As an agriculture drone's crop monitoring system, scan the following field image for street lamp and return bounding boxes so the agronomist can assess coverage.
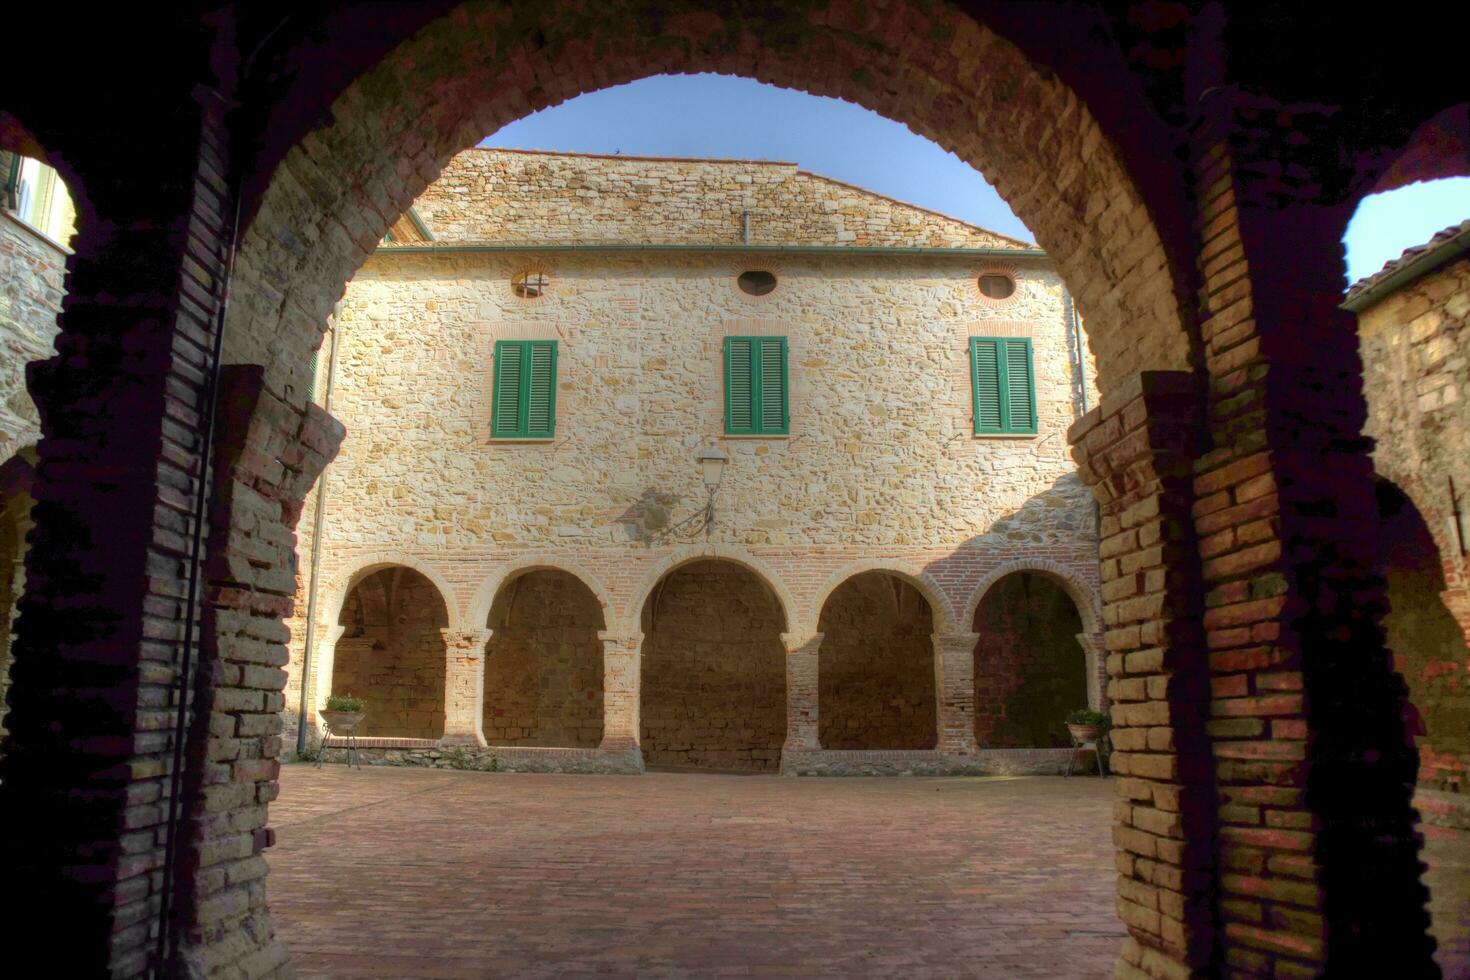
[696,443,728,539]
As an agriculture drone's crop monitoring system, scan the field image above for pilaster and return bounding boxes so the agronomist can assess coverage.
[598,630,644,751]
[441,628,492,746]
[1070,370,1218,974]
[781,631,823,752]
[933,632,981,754]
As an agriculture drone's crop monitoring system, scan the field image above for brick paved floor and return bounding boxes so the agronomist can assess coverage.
[268,766,1124,978]
[267,766,1470,978]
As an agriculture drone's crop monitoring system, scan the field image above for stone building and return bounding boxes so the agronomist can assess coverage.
[288,148,1105,775]
[5,4,1468,976]
[1346,220,1470,806]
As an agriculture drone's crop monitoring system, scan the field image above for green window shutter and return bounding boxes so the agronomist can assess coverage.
[971,336,1036,435]
[971,338,1002,432]
[726,338,754,433]
[759,337,788,433]
[726,336,788,435]
[525,340,558,438]
[491,340,558,438]
[1004,339,1035,433]
[306,348,319,403]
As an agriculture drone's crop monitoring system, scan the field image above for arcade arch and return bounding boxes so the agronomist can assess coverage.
[817,570,938,750]
[483,567,605,748]
[332,565,451,739]
[639,559,787,772]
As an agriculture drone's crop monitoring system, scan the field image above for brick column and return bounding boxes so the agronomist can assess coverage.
[781,631,823,752]
[1076,631,1107,713]
[441,628,491,746]
[933,631,981,754]
[1187,95,1433,974]
[1070,370,1218,977]
[599,630,644,753]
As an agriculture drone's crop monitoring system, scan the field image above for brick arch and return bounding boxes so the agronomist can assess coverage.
[223,0,1194,410]
[625,545,795,633]
[466,557,613,631]
[811,560,958,635]
[963,558,1102,636]
[318,553,461,633]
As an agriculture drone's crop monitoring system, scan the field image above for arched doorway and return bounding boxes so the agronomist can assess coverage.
[639,559,786,772]
[333,565,450,739]
[817,571,936,750]
[972,572,1087,748]
[484,568,604,748]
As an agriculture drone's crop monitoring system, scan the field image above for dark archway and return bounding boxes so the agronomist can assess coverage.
[972,572,1087,748]
[818,571,936,750]
[484,568,604,748]
[334,565,449,738]
[639,559,786,772]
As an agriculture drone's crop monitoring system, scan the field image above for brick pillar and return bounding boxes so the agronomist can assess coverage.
[1070,370,1218,977]
[1076,631,1107,713]
[599,630,643,755]
[441,628,491,746]
[0,96,249,975]
[1188,94,1434,974]
[933,631,981,754]
[781,631,823,752]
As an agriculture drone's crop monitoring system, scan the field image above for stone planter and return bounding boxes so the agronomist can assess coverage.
[320,710,366,734]
[1067,723,1102,743]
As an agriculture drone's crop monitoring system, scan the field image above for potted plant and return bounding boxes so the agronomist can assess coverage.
[1065,708,1108,744]
[320,694,366,735]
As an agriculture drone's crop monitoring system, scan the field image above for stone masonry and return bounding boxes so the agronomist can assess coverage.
[284,149,1106,776]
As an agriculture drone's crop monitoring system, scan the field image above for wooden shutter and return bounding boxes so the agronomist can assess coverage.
[758,337,788,433]
[526,340,557,438]
[971,338,1003,433]
[726,338,755,433]
[493,339,558,438]
[492,341,523,436]
[1003,339,1035,433]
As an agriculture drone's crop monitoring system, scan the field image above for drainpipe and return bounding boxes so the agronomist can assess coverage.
[294,306,343,755]
[1064,287,1089,415]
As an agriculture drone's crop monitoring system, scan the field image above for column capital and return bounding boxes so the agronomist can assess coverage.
[780,630,824,651]
[1074,631,1106,655]
[439,627,493,654]
[597,630,644,648]
[931,631,981,649]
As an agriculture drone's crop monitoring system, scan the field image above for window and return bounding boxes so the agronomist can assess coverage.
[492,340,558,439]
[978,273,1016,300]
[725,336,788,435]
[970,337,1036,435]
[512,271,549,298]
[737,270,777,296]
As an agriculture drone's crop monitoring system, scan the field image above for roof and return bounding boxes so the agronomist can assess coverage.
[394,148,1037,252]
[1343,218,1470,312]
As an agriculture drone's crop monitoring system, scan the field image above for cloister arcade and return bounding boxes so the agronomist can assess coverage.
[1,2,1466,977]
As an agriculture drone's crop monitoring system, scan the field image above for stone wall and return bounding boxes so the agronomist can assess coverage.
[334,567,449,738]
[639,560,786,771]
[817,572,937,749]
[1357,251,1470,793]
[0,210,64,462]
[484,569,604,747]
[412,149,1028,248]
[972,572,1088,748]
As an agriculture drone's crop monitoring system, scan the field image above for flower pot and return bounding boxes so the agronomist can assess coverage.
[320,710,366,734]
[1067,723,1102,743]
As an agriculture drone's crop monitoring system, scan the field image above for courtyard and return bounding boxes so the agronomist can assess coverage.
[268,766,1125,977]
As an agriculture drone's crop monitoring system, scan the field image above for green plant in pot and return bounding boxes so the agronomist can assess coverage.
[320,694,367,735]
[1065,708,1108,744]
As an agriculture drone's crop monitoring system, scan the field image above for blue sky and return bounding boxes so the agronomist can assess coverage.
[484,74,1470,286]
